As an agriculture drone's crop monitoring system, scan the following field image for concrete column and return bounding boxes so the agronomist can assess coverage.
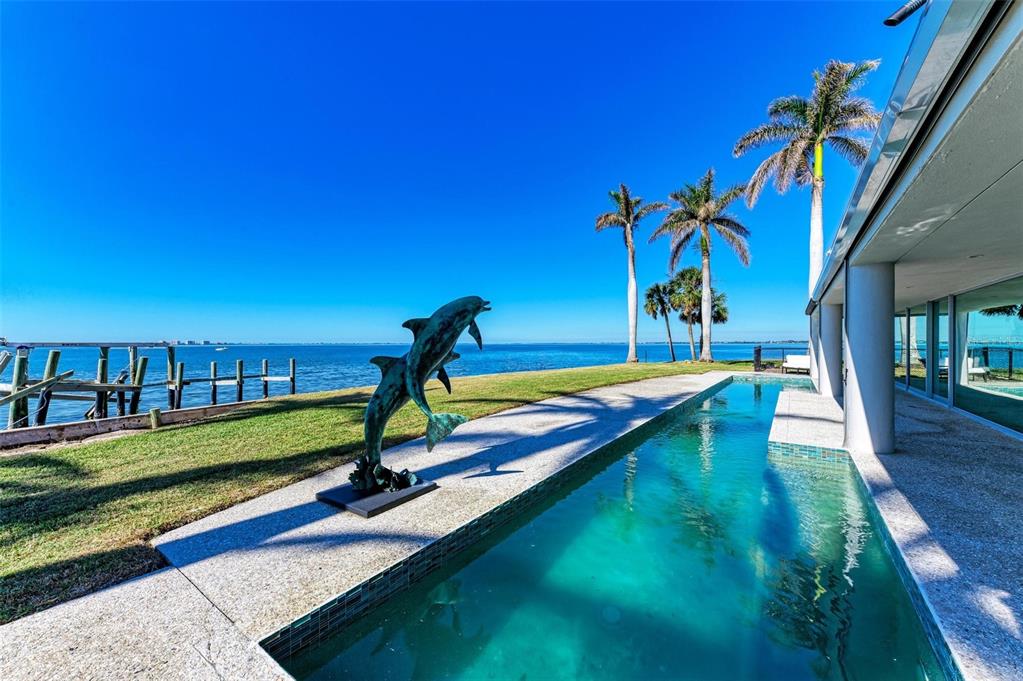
[819,303,843,399]
[809,309,820,389]
[843,262,895,455]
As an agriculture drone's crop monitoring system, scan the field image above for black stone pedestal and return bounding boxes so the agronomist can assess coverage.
[316,480,438,518]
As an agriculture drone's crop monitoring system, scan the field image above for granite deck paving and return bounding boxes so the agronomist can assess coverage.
[0,371,731,679]
[767,388,844,450]
[0,568,289,681]
[771,388,1023,681]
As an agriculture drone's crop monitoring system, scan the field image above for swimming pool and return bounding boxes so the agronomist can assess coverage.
[282,380,946,680]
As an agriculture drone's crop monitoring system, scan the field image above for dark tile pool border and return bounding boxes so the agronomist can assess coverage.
[766,440,849,462]
[261,378,732,661]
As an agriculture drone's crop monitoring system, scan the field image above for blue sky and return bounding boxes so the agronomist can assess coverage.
[1,2,916,344]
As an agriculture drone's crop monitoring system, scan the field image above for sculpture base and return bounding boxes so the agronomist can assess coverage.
[316,480,438,518]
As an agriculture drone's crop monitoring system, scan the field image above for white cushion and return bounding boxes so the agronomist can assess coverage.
[782,354,811,369]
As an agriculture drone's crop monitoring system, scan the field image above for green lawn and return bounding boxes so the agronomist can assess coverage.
[0,360,749,623]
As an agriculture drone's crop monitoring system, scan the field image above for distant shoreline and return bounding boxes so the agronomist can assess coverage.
[122,340,813,347]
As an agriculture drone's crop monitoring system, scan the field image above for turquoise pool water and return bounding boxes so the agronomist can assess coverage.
[284,381,946,680]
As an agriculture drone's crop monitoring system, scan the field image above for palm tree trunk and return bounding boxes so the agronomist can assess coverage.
[699,230,713,362]
[687,320,696,361]
[663,313,676,362]
[626,237,639,363]
[809,143,825,297]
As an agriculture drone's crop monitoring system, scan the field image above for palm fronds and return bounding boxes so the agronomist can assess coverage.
[734,59,881,206]
[651,168,751,271]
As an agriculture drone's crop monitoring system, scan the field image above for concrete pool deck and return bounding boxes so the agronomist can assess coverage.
[0,370,732,679]
[769,388,1023,681]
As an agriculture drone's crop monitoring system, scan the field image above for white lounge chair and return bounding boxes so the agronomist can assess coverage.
[782,354,811,374]
[967,356,991,381]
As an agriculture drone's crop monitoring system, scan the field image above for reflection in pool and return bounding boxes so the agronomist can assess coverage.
[283,381,946,681]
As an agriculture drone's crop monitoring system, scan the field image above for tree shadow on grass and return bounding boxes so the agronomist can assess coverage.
[0,543,167,625]
[210,391,373,423]
[0,445,358,546]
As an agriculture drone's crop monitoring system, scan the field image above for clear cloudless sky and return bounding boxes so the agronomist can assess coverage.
[1,1,917,343]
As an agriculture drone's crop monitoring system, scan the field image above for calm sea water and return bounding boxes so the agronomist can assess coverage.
[2,342,806,428]
[283,381,945,680]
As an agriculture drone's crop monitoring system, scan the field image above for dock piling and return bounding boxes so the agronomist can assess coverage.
[289,358,296,395]
[35,350,61,426]
[95,347,109,419]
[7,349,29,428]
[175,362,185,409]
[236,360,244,402]
[262,359,269,399]
[210,361,218,405]
[129,356,148,414]
[166,346,176,409]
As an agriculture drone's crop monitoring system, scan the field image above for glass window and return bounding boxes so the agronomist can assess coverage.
[953,276,1023,433]
[934,299,949,398]
[894,314,907,384]
[908,305,927,391]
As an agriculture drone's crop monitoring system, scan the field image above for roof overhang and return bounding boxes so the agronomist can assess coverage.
[810,0,1020,308]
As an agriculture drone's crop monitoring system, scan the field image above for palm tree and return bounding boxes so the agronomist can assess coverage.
[670,267,702,361]
[651,168,749,362]
[981,304,1023,320]
[644,282,676,362]
[596,184,667,362]
[671,267,729,360]
[733,59,881,295]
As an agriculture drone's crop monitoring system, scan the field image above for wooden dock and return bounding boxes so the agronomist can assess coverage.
[0,341,297,444]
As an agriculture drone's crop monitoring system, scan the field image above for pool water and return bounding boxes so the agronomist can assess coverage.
[283,381,946,680]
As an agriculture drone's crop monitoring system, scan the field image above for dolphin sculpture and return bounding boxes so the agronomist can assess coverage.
[348,295,490,492]
[403,296,491,451]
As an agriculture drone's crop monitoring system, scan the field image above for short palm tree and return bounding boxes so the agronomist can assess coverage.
[651,168,749,362]
[596,184,667,362]
[733,59,881,295]
[671,268,728,360]
[670,267,702,361]
[644,282,676,362]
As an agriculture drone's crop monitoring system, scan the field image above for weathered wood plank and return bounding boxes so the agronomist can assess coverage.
[0,370,74,408]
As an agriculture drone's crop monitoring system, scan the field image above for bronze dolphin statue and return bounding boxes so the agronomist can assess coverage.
[403,296,491,451]
[347,295,490,492]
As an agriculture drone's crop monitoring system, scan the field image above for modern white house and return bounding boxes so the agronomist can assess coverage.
[808,0,1023,452]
